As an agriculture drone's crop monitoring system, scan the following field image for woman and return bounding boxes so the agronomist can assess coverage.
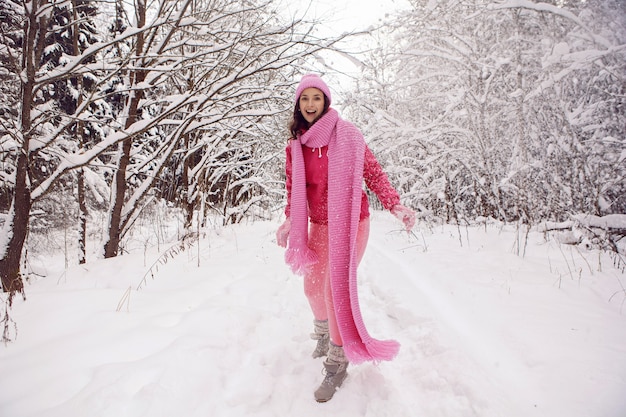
[276,74,416,402]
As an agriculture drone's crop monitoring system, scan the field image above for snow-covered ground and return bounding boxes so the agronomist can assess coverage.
[1,212,625,417]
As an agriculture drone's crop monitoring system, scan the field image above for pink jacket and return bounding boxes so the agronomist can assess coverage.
[284,142,400,224]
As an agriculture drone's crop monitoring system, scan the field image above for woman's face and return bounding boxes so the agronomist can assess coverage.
[299,87,325,125]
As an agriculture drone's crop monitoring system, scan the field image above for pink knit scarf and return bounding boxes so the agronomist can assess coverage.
[285,108,400,364]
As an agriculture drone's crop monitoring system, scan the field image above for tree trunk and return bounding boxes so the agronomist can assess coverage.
[104,137,132,258]
[0,151,29,296]
[78,169,87,264]
[71,0,87,264]
[1,128,30,293]
[0,58,31,293]
[103,1,146,258]
[182,133,195,230]
[0,1,46,295]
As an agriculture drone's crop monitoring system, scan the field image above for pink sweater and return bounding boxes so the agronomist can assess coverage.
[284,143,400,224]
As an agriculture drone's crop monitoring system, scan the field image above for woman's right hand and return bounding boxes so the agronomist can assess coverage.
[391,204,416,232]
[276,218,291,247]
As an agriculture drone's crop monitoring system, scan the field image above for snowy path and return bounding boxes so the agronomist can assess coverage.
[361,219,626,417]
[1,214,625,417]
[363,230,540,417]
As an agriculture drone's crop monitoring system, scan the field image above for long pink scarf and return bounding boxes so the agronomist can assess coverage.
[285,108,400,364]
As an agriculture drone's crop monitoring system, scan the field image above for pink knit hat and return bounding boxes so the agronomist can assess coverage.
[295,74,332,105]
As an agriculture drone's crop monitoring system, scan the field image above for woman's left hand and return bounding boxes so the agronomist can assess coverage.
[276,218,291,247]
[391,204,416,232]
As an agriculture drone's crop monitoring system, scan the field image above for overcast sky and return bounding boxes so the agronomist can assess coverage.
[283,0,396,32]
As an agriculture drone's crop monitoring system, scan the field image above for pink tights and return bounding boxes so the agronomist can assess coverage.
[304,218,370,346]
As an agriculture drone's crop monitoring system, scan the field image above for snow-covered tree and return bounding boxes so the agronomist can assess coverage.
[33,0,101,265]
[0,0,349,294]
[101,0,345,257]
[345,0,626,225]
[0,0,121,295]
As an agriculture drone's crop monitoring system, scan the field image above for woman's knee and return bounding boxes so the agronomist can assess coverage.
[304,272,325,299]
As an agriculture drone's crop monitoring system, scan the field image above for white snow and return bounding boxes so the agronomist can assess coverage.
[1,212,625,417]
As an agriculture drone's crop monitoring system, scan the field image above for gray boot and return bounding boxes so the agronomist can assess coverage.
[314,343,349,402]
[310,320,329,358]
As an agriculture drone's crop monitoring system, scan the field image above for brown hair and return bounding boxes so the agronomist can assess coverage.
[288,93,330,140]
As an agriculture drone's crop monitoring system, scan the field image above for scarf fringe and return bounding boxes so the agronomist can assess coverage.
[344,338,400,365]
[285,247,318,276]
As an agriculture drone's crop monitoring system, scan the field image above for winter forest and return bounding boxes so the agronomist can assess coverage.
[1,0,625,337]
